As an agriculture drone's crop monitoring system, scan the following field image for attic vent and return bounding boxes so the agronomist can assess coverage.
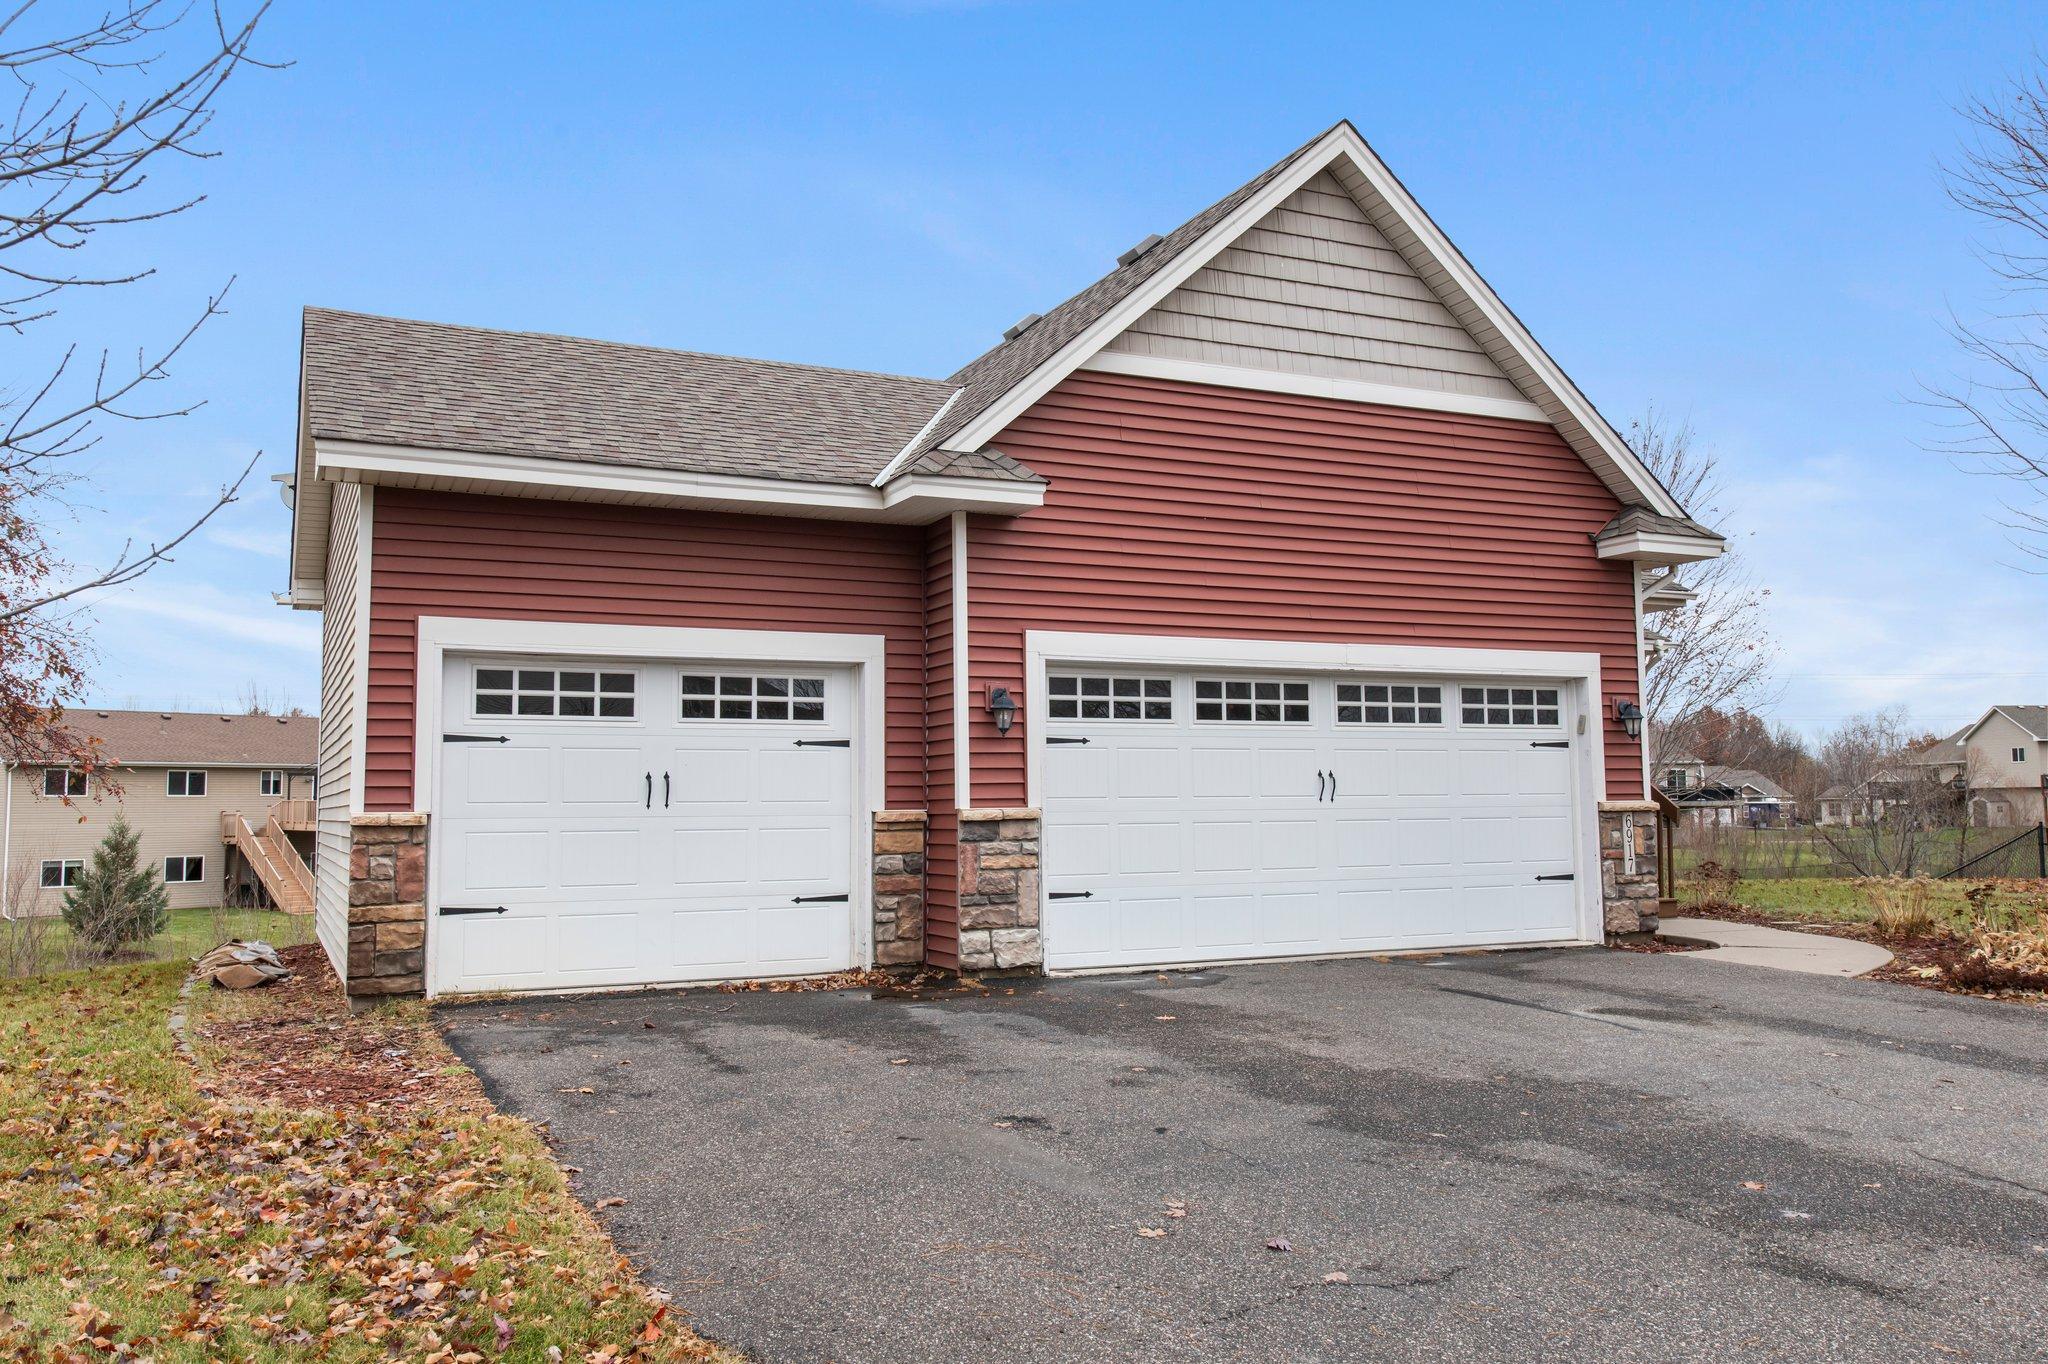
[96,711,108,718]
[160,713,172,720]
[1117,233,1164,267]
[1002,313,1043,341]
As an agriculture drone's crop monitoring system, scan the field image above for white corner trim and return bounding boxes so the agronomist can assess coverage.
[314,439,1042,519]
[1594,530,1725,565]
[348,485,374,817]
[872,388,965,487]
[941,124,1687,521]
[951,513,971,808]
[1020,629,1609,946]
[1079,352,1549,423]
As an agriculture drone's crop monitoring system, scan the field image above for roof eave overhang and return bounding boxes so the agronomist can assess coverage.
[1595,530,1725,567]
[312,439,1045,524]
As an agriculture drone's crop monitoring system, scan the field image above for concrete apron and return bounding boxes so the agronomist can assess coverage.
[1659,916,1893,978]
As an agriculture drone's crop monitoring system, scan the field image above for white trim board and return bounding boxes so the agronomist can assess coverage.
[410,617,891,998]
[941,124,1687,522]
[314,439,1043,523]
[950,513,971,808]
[1079,352,1549,423]
[1020,629,1608,948]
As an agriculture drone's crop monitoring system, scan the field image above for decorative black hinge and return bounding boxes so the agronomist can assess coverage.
[1048,890,1093,900]
[1530,740,1570,749]
[1534,873,1575,882]
[1046,737,1090,745]
[791,893,849,904]
[444,733,509,744]
[793,739,851,748]
[439,904,508,916]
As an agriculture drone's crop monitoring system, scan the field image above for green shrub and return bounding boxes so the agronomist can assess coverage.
[62,816,170,955]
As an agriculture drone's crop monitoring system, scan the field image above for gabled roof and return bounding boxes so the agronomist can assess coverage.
[9,710,317,768]
[303,308,964,487]
[1968,705,2048,742]
[1702,766,1791,800]
[898,121,1698,526]
[1597,506,1723,544]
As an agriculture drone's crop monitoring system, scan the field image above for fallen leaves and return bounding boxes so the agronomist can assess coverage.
[594,1197,629,1210]
[1323,1271,1350,1284]
[1137,1227,1167,1239]
[1740,1181,1767,1191]
[1266,1238,1293,1253]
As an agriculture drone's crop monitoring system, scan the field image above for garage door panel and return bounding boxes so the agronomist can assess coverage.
[434,653,858,995]
[1043,665,1583,971]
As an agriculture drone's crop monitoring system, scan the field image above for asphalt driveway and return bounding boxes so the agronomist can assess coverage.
[441,950,2048,1363]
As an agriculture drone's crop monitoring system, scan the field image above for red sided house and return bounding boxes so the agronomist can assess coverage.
[283,122,1722,1000]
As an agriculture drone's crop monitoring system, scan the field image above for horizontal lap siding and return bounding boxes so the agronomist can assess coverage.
[923,518,959,968]
[365,491,926,811]
[967,372,1642,802]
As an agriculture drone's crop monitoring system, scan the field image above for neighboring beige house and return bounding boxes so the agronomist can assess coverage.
[2,710,317,917]
[1817,705,2048,829]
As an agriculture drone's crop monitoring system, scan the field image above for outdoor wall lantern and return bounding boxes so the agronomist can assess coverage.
[1613,699,1644,740]
[986,685,1019,736]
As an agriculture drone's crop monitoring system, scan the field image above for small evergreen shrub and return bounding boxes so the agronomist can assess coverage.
[62,815,170,955]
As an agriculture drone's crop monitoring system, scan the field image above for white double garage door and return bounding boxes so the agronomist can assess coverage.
[1039,667,1590,971]
[425,632,1594,995]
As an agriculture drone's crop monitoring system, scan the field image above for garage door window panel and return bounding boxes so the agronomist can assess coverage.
[1459,686,1561,728]
[1194,678,1310,724]
[1337,683,1443,726]
[681,674,826,722]
[475,666,636,720]
[1048,675,1172,721]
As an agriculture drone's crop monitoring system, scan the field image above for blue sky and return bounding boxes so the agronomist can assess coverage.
[47,0,2048,738]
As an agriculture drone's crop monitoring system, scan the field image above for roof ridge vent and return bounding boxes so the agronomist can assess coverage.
[1117,233,1164,267]
[1002,313,1043,342]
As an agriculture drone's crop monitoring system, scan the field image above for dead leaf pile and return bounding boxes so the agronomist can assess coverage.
[0,964,737,1361]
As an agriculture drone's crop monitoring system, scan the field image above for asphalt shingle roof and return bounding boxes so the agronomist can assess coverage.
[17,710,317,768]
[302,308,963,486]
[1595,505,1724,544]
[1994,705,2048,740]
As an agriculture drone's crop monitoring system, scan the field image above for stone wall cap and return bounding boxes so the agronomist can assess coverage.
[1597,801,1659,813]
[874,809,930,826]
[961,807,1040,820]
[352,811,429,827]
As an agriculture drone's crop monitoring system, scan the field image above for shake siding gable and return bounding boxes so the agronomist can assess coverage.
[1104,171,1527,404]
[362,491,928,811]
[965,371,1644,802]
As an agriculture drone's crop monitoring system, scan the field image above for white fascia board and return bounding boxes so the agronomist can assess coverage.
[1594,530,1725,566]
[871,388,965,487]
[1025,630,1602,680]
[314,439,1042,519]
[1080,352,1549,423]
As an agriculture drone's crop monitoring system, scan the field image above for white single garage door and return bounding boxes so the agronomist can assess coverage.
[1042,670,1581,971]
[431,656,857,995]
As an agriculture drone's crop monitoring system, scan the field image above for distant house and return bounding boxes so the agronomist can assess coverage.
[1815,705,2046,829]
[1656,758,1793,827]
[2,710,317,918]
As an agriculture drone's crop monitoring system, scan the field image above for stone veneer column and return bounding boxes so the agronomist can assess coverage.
[1597,801,1661,935]
[346,812,428,1000]
[872,810,927,965]
[957,807,1042,972]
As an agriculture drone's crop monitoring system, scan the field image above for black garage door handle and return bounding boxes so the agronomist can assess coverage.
[440,904,507,916]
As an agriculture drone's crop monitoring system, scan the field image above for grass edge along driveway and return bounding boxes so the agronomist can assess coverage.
[0,962,741,1362]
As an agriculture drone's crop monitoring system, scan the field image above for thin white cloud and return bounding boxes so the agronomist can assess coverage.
[91,581,318,654]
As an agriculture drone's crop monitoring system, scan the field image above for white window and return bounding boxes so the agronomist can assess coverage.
[2014,747,2029,765]
[41,768,86,798]
[475,666,635,719]
[39,859,81,889]
[1048,675,1172,721]
[1460,686,1561,728]
[260,770,285,796]
[1336,683,1442,725]
[166,769,208,797]
[1665,768,1690,791]
[680,674,825,722]
[1194,678,1310,724]
[164,855,205,884]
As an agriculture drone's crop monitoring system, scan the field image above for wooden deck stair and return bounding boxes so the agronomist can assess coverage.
[221,804,315,916]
